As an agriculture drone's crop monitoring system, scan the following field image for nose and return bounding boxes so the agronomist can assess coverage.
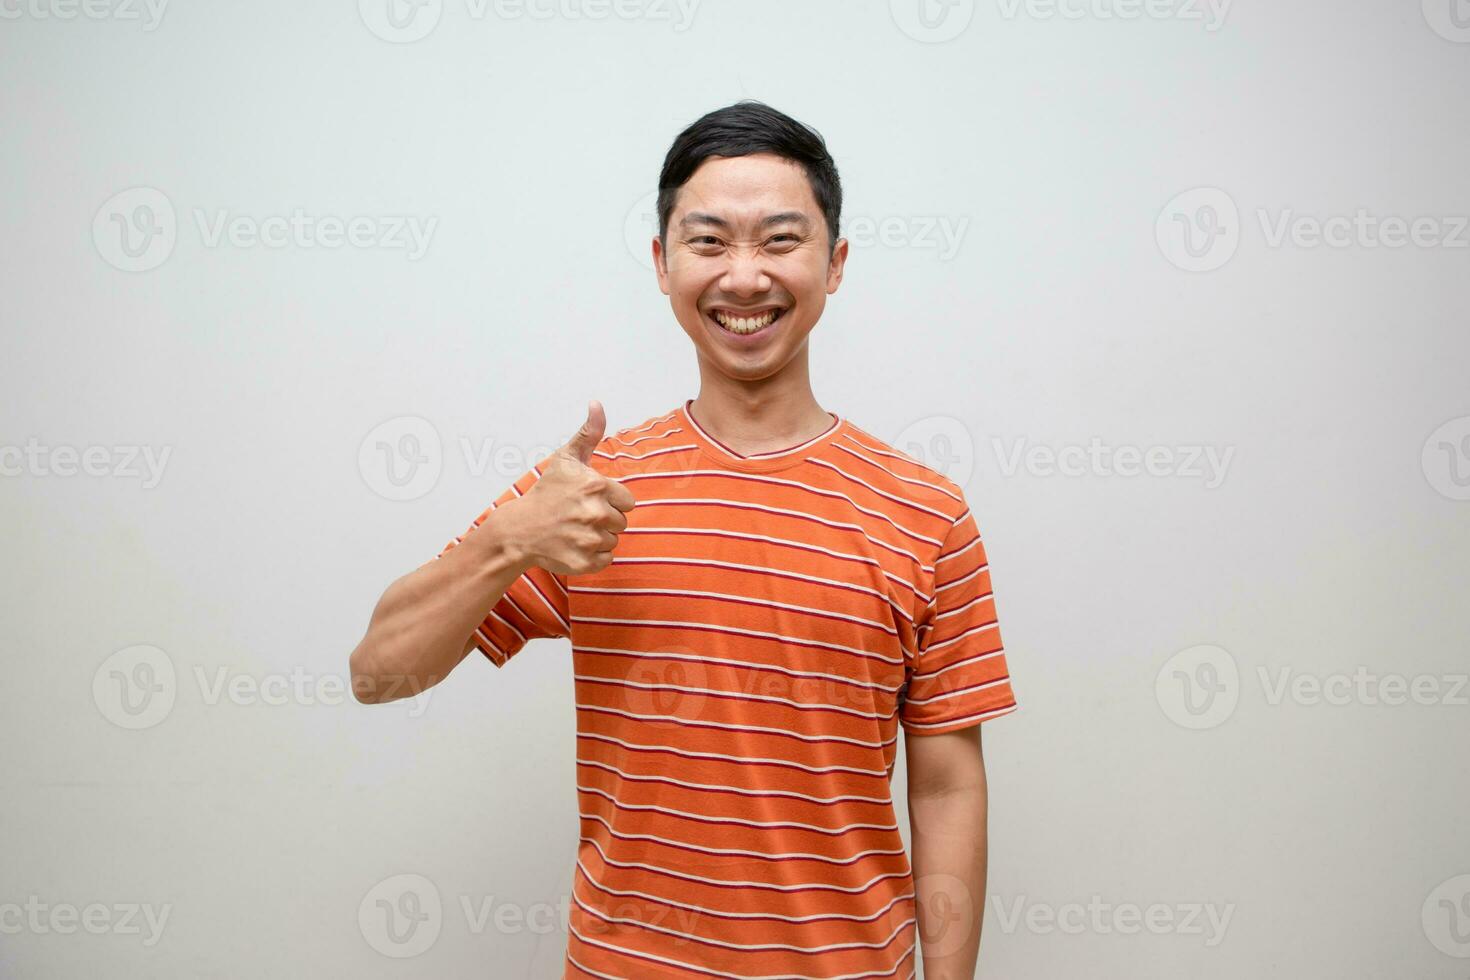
[717,246,774,298]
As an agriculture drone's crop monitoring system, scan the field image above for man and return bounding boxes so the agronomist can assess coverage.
[349,100,1018,979]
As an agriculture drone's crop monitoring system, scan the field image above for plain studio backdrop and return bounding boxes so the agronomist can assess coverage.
[2,1,1466,977]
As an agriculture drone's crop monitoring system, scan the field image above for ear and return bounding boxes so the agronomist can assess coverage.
[826,236,849,294]
[652,235,671,296]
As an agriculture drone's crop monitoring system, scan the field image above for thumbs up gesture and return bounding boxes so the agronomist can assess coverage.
[508,400,637,577]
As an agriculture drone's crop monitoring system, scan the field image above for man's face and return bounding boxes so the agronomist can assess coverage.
[653,152,848,381]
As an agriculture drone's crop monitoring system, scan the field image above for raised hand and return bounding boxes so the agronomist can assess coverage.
[506,399,637,577]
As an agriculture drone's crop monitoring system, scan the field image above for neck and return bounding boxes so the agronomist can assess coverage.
[688,359,833,457]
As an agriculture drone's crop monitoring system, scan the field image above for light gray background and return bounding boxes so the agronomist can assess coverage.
[2,0,1467,977]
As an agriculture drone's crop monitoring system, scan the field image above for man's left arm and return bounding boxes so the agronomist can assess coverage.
[900,499,1018,975]
[906,724,989,980]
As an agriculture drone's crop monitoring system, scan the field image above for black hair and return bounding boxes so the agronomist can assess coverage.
[656,100,843,258]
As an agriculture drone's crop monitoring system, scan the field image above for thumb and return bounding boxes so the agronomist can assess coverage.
[560,399,605,465]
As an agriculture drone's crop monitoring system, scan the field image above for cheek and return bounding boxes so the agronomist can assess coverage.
[671,269,718,305]
[776,255,827,290]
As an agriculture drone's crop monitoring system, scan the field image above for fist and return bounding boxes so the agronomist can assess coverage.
[510,399,637,577]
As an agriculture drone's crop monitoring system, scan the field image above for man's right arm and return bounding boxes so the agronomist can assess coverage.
[347,399,634,705]
[348,500,534,704]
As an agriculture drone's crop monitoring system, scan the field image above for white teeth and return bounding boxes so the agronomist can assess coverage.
[713,309,781,334]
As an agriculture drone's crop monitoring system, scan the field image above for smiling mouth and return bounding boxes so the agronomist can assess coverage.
[707,306,788,336]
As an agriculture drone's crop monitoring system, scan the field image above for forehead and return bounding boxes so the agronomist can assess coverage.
[672,152,819,226]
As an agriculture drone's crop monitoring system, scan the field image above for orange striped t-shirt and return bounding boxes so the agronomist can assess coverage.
[436,399,1018,979]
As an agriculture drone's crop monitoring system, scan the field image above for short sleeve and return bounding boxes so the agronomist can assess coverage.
[434,453,570,669]
[899,504,1018,735]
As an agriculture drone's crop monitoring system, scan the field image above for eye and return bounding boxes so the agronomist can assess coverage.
[766,233,801,248]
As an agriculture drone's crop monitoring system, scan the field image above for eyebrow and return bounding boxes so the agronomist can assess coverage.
[679,211,813,233]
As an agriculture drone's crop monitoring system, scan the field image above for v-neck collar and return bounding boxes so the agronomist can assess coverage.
[678,398,847,473]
